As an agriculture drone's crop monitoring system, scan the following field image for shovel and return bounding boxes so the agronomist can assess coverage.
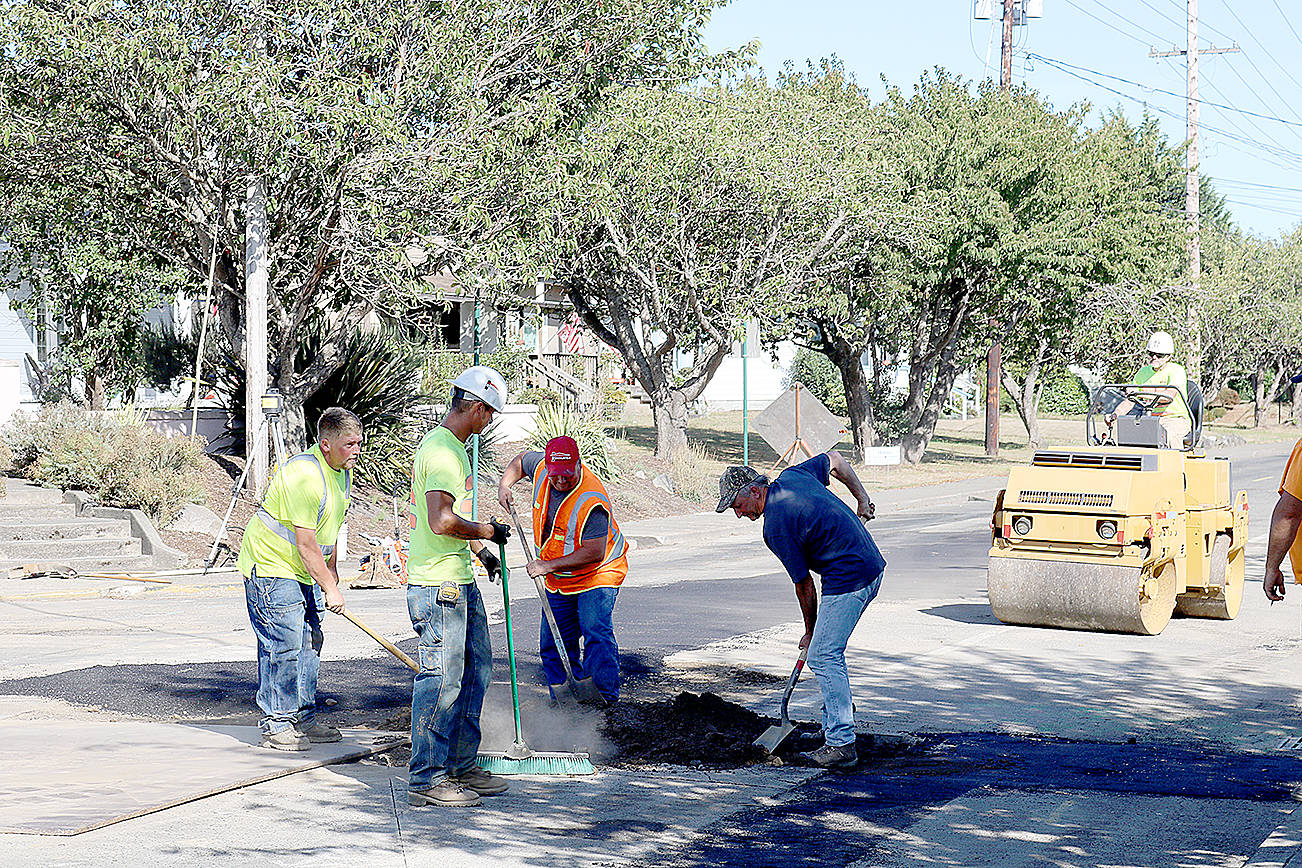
[509,503,607,707]
[754,646,808,754]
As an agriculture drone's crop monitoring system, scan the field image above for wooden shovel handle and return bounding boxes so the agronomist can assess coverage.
[339,608,419,672]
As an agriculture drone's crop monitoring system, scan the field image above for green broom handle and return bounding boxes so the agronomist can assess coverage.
[499,540,524,744]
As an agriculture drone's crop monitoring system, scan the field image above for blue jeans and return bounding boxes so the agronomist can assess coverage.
[808,576,881,747]
[244,568,325,736]
[408,582,491,791]
[539,586,620,702]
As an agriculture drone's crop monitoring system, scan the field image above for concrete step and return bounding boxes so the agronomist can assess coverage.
[0,480,66,506]
[0,503,80,521]
[0,537,142,560]
[0,518,132,542]
[0,553,160,574]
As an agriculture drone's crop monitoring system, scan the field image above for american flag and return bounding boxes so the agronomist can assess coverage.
[558,315,583,353]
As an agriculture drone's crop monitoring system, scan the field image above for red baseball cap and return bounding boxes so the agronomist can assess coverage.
[544,436,580,474]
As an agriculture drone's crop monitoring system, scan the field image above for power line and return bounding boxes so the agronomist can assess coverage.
[1027,53,1302,164]
[1026,53,1302,131]
[1058,0,1154,47]
[1217,2,1302,121]
[1272,0,1302,51]
[1193,60,1301,166]
[1076,0,1174,46]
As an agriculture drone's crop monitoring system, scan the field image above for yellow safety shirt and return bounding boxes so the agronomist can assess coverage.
[237,444,351,584]
[408,426,475,586]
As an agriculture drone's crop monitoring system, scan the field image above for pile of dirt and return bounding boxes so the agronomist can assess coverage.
[600,691,772,768]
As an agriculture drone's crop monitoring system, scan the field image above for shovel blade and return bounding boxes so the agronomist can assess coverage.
[572,676,607,707]
[753,720,796,754]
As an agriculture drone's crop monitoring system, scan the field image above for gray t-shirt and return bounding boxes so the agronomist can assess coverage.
[522,451,609,542]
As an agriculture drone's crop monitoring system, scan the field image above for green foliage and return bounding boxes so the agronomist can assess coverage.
[526,402,616,479]
[1038,368,1089,416]
[3,403,203,524]
[784,349,847,416]
[141,326,197,393]
[423,345,532,401]
[516,386,562,406]
[600,383,628,405]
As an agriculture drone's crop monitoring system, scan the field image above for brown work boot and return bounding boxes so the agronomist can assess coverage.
[799,742,858,769]
[449,766,509,796]
[261,729,310,751]
[408,780,482,808]
[298,722,342,743]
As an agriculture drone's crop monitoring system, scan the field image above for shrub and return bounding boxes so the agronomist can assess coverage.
[1211,387,1241,408]
[601,383,628,406]
[3,402,204,524]
[527,401,615,479]
[669,442,717,504]
[515,386,562,406]
[784,349,846,416]
[1039,368,1089,416]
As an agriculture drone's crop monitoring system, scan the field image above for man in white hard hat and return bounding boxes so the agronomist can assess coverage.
[1106,331,1191,449]
[406,365,513,809]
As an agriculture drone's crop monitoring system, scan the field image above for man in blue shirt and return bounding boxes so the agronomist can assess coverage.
[717,452,884,768]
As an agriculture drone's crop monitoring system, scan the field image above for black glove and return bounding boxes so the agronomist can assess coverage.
[487,519,511,547]
[476,547,502,584]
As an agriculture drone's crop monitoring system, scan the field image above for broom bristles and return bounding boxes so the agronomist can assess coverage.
[476,750,596,776]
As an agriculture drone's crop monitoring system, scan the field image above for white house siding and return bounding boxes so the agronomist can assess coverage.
[699,341,797,412]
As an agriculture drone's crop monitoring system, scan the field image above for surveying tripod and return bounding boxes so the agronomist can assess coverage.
[204,389,292,572]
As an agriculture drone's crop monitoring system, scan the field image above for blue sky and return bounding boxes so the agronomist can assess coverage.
[703,0,1302,239]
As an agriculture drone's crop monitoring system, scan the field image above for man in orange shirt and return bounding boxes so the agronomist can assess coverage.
[1263,435,1302,602]
[498,436,628,703]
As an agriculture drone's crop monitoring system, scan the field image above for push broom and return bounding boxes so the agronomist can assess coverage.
[477,539,595,776]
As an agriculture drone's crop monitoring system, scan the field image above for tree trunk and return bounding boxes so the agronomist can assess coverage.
[824,336,876,462]
[651,389,690,460]
[1001,341,1049,450]
[1293,383,1302,424]
[87,368,106,411]
[1254,370,1265,428]
[900,351,964,464]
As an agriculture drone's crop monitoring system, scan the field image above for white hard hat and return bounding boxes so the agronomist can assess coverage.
[1146,331,1175,355]
[449,365,507,412]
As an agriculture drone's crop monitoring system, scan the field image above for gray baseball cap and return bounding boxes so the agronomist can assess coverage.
[716,465,764,512]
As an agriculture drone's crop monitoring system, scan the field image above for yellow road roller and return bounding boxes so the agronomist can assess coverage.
[988,382,1248,635]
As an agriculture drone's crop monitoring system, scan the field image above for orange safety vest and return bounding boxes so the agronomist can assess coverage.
[532,464,628,594]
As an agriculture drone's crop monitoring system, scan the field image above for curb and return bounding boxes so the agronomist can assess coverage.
[1245,806,1302,867]
[64,490,187,569]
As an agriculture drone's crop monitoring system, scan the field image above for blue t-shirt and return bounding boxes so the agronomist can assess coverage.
[762,454,886,596]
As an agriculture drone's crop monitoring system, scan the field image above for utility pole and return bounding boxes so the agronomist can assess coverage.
[1149,6,1238,384]
[986,0,1015,457]
[245,176,269,493]
[973,0,1040,456]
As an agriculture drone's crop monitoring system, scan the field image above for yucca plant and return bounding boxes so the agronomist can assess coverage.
[527,401,616,479]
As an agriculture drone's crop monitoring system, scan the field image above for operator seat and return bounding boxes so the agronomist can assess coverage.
[1184,379,1204,448]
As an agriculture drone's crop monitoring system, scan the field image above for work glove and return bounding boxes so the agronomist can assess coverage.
[475,547,502,584]
[487,519,511,547]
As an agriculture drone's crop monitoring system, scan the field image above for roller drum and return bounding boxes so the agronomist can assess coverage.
[1174,534,1242,620]
[988,556,1176,635]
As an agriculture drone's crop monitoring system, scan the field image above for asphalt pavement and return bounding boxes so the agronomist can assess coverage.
[4,437,1302,866]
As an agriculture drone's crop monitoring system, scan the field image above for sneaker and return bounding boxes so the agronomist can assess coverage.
[298,722,342,743]
[449,766,509,796]
[799,742,858,769]
[262,729,310,751]
[408,780,482,808]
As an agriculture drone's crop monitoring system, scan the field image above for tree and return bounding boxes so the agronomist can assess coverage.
[0,154,186,408]
[556,82,794,458]
[0,0,725,444]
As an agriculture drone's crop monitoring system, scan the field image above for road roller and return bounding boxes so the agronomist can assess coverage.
[988,381,1248,635]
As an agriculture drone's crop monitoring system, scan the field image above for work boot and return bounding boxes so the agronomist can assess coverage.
[449,766,509,796]
[261,729,310,751]
[408,780,482,808]
[799,742,858,769]
[298,722,342,743]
